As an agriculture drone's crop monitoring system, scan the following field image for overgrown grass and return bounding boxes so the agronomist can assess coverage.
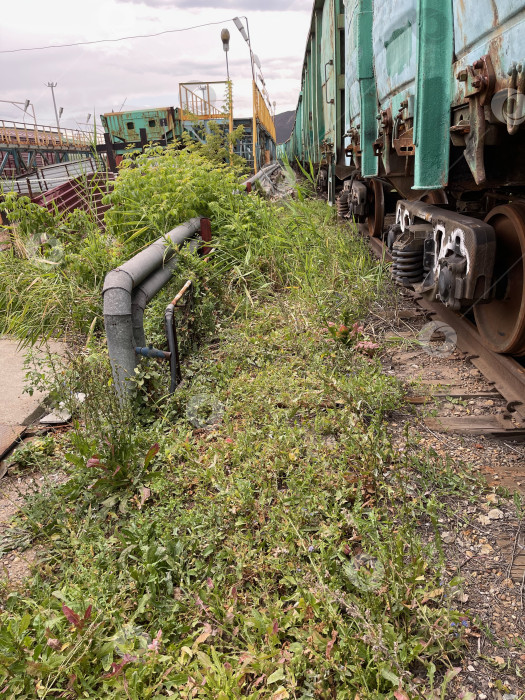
[0,143,243,346]
[0,156,476,698]
[0,144,385,350]
[0,300,473,699]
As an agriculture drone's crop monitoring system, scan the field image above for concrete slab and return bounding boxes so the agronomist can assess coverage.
[0,425,26,462]
[0,338,64,426]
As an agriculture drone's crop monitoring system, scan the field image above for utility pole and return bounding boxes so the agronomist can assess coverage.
[233,17,258,172]
[46,82,62,139]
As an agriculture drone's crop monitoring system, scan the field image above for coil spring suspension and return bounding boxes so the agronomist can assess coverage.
[391,249,425,287]
[336,191,350,218]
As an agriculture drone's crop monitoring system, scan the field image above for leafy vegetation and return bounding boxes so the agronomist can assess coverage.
[0,151,476,698]
[0,142,242,346]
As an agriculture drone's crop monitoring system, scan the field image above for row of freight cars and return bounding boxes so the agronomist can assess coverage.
[281,0,525,357]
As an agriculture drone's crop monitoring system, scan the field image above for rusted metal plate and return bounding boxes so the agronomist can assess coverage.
[425,416,525,438]
[31,173,113,225]
[0,424,26,461]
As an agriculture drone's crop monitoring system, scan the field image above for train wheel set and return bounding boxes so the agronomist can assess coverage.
[280,0,525,359]
[341,181,525,359]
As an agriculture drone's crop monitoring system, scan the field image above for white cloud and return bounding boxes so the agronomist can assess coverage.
[114,0,304,10]
[0,0,312,129]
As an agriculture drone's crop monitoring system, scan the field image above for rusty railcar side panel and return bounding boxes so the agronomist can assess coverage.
[279,0,345,203]
[451,1,525,187]
[101,107,180,156]
[284,0,525,196]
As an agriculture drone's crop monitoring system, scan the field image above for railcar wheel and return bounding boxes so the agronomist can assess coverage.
[367,178,385,238]
[474,202,525,355]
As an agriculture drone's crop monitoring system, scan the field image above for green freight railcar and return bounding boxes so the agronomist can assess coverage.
[283,0,525,357]
[281,0,345,203]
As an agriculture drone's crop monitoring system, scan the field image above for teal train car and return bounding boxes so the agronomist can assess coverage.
[283,0,525,357]
[100,107,182,164]
[101,108,276,170]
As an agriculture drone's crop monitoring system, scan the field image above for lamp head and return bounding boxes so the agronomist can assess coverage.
[221,28,230,52]
[233,17,249,43]
[23,99,30,112]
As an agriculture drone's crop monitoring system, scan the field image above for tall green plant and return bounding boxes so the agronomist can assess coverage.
[103,143,241,254]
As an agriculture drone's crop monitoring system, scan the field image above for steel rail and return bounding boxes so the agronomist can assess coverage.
[414,296,525,423]
[366,231,525,427]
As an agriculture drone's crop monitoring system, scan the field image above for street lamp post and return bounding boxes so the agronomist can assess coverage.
[0,99,37,127]
[0,99,38,149]
[46,82,63,143]
[221,28,234,163]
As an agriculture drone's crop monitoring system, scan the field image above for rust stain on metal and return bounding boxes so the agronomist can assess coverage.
[456,0,467,49]
[0,425,26,461]
[489,0,499,27]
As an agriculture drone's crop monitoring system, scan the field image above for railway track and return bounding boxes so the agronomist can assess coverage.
[365,227,525,439]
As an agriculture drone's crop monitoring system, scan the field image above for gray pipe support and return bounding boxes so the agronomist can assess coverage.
[103,218,202,399]
[243,162,280,186]
[131,238,201,348]
[131,257,179,348]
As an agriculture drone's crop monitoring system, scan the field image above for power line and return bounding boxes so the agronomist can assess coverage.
[0,18,236,54]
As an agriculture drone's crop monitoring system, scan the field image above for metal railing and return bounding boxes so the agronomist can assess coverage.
[179,81,230,122]
[0,119,104,150]
[253,84,276,141]
[0,158,103,197]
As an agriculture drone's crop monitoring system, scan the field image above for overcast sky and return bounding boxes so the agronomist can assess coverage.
[0,0,311,131]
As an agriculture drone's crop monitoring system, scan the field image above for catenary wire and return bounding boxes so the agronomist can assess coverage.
[0,19,238,54]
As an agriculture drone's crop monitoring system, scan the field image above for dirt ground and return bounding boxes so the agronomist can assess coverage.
[0,465,67,587]
[374,288,525,699]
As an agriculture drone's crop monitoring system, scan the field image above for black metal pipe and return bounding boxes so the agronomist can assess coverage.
[135,346,171,360]
[103,218,202,399]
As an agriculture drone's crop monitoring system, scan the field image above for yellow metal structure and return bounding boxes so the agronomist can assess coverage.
[252,82,276,172]
[253,84,276,142]
[179,81,234,163]
[179,82,233,124]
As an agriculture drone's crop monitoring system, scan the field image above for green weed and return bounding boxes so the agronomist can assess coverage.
[0,155,479,698]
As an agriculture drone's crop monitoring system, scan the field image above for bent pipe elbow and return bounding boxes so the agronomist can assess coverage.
[118,218,201,287]
[103,217,203,400]
[131,257,179,347]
